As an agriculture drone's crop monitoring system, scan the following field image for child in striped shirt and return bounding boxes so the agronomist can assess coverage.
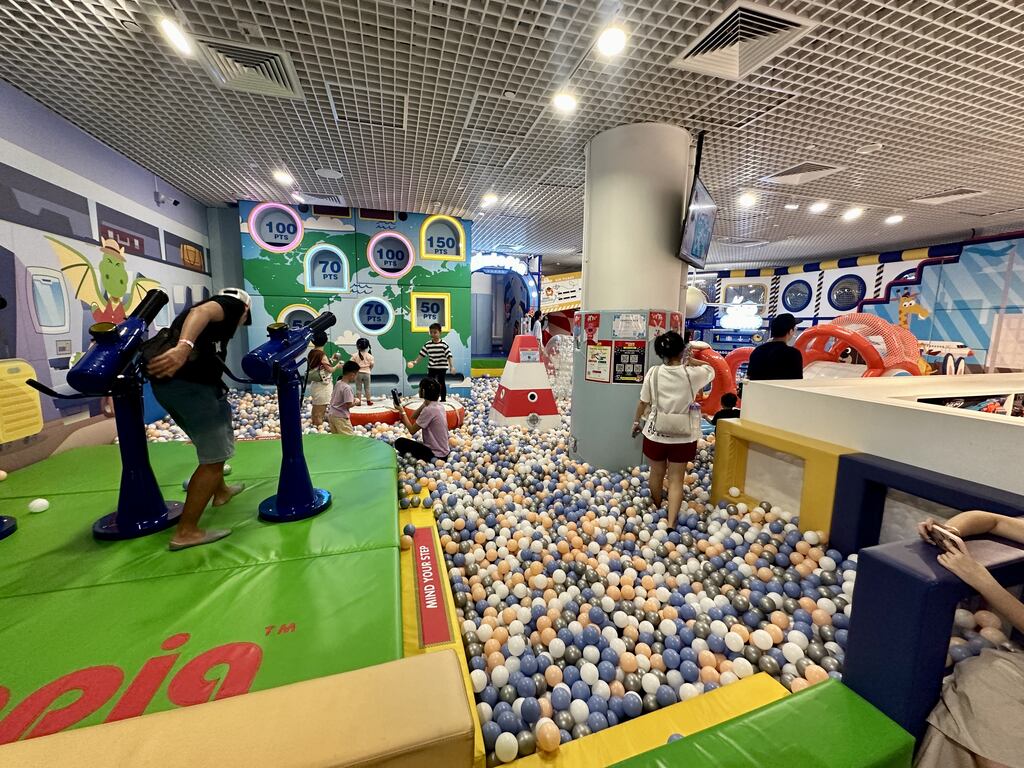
[407,322,453,401]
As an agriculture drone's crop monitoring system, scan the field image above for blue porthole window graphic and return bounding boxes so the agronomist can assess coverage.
[828,275,866,312]
[353,297,395,336]
[782,280,812,313]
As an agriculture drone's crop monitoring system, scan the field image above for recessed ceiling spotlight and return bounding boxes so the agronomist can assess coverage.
[885,214,905,225]
[315,168,343,179]
[842,206,864,221]
[502,89,517,99]
[809,201,829,214]
[737,191,758,208]
[120,18,143,32]
[291,192,305,203]
[856,142,885,155]
[481,192,499,208]
[784,203,800,210]
[552,92,578,113]
[158,17,193,56]
[596,26,628,57]
[273,170,294,186]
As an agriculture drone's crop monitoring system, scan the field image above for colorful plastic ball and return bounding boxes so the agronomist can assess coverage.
[0,470,7,482]
[536,719,560,752]
[28,498,49,514]
[400,535,413,551]
[494,731,519,763]
[403,523,417,536]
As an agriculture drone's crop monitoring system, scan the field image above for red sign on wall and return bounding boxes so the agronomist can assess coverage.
[670,312,683,333]
[413,527,452,647]
[584,313,600,343]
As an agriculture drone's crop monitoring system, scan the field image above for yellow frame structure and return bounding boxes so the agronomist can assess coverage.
[419,214,467,261]
[711,419,854,535]
[410,291,452,333]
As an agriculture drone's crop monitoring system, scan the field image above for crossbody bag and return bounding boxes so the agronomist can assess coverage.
[651,365,701,440]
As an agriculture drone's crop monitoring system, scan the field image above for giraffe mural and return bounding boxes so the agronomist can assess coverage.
[897,290,930,329]
[896,290,933,374]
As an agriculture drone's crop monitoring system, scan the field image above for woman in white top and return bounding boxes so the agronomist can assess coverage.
[632,330,714,528]
[531,311,545,344]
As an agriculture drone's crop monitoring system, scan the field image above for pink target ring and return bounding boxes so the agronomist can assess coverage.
[367,230,416,278]
[248,203,304,253]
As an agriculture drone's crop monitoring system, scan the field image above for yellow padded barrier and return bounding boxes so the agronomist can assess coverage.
[515,673,788,768]
[0,650,474,768]
[710,419,854,535]
[401,498,486,768]
[0,359,43,443]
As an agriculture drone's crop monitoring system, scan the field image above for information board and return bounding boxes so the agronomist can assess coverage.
[585,341,612,383]
[613,312,646,340]
[613,340,646,384]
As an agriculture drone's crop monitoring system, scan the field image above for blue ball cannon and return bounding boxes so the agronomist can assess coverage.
[0,515,15,542]
[27,289,183,540]
[242,313,336,522]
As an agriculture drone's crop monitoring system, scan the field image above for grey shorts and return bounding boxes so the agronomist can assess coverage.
[152,379,235,465]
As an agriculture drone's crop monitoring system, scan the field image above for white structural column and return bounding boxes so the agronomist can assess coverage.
[582,122,692,311]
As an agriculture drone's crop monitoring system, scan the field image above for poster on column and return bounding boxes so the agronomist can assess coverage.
[613,341,646,384]
[584,313,601,343]
[613,312,646,340]
[670,312,683,333]
[585,341,612,383]
[648,311,667,348]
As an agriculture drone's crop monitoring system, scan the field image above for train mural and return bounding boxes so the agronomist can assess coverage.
[691,235,1024,375]
[0,158,211,469]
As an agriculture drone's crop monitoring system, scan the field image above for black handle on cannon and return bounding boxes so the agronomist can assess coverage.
[25,378,90,400]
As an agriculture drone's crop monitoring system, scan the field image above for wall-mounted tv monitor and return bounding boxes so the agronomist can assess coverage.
[678,175,717,269]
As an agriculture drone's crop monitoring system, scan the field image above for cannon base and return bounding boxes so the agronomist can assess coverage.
[93,501,184,540]
[259,488,331,523]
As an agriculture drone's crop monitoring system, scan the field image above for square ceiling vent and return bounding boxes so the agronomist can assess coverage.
[195,37,303,99]
[670,1,818,81]
[761,162,844,186]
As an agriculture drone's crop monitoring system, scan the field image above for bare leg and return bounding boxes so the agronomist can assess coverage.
[648,459,667,509]
[173,461,225,544]
[667,462,686,528]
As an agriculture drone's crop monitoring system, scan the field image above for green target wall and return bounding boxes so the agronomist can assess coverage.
[239,202,471,395]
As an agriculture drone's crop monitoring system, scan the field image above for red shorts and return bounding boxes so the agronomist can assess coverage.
[643,437,698,464]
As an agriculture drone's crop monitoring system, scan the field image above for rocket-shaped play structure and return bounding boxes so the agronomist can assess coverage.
[490,334,561,431]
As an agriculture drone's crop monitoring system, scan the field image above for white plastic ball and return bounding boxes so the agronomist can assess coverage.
[28,498,49,514]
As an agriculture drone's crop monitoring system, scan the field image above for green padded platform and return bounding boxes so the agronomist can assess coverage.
[611,681,914,768]
[0,436,401,743]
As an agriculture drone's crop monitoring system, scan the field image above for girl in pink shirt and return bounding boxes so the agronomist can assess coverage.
[354,338,375,405]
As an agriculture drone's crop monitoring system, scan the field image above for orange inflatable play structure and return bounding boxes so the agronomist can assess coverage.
[687,314,922,416]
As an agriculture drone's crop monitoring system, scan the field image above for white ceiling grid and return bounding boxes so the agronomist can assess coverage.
[1,0,1023,270]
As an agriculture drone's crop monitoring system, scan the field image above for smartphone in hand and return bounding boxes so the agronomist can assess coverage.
[929,523,964,552]
[391,388,402,410]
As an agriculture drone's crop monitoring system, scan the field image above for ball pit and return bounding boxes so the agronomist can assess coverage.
[946,607,1018,667]
[146,376,857,765]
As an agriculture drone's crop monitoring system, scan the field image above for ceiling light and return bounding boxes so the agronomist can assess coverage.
[273,170,294,186]
[481,192,499,208]
[502,89,517,99]
[552,92,578,113]
[885,214,905,225]
[158,17,193,56]
[315,168,343,179]
[856,142,884,155]
[291,192,305,203]
[120,18,142,33]
[737,191,758,208]
[784,203,800,210]
[842,206,864,221]
[809,201,829,214]
[596,26,628,57]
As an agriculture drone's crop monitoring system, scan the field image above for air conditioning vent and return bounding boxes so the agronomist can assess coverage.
[670,1,817,81]
[909,188,988,205]
[762,162,844,185]
[716,236,770,247]
[304,193,347,205]
[960,205,1024,218]
[195,38,303,99]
